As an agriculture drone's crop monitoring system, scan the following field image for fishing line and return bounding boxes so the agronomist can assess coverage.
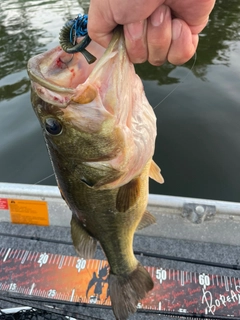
[0,232,238,270]
[34,173,55,185]
[153,52,197,110]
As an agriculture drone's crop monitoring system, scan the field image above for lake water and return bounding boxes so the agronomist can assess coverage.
[1,0,240,202]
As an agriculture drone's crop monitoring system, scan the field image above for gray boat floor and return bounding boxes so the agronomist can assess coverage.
[0,221,240,319]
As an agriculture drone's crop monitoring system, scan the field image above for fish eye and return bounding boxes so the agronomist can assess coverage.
[45,118,62,135]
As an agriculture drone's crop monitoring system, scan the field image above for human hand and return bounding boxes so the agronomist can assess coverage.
[88,0,216,65]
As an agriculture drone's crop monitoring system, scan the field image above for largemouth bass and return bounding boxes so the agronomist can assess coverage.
[27,28,164,320]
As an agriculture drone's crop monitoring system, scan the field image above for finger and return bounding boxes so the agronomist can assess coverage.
[88,0,117,48]
[88,0,165,49]
[147,5,171,66]
[165,0,215,34]
[124,20,148,64]
[167,19,198,65]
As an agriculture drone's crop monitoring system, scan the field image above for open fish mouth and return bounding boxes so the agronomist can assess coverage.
[27,44,101,90]
[27,29,127,108]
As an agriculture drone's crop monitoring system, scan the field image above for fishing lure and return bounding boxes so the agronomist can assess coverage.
[59,14,96,64]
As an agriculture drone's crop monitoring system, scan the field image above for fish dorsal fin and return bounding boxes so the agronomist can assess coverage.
[116,178,140,213]
[137,210,156,230]
[149,160,164,184]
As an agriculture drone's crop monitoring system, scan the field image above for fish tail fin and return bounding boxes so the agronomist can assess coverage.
[109,263,153,320]
[71,214,97,259]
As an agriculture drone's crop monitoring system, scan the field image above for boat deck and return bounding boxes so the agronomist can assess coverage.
[0,183,240,319]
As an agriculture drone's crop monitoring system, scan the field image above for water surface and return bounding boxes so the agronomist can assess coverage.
[1,0,240,202]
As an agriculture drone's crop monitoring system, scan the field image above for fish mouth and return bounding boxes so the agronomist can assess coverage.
[27,28,123,106]
[27,45,100,95]
[27,56,75,94]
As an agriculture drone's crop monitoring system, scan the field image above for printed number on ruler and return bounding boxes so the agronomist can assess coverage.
[156,268,167,284]
[199,273,210,289]
[38,253,49,267]
[76,258,86,272]
[48,289,57,297]
[9,283,17,291]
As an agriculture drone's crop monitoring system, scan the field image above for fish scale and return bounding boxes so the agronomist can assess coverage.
[0,247,240,319]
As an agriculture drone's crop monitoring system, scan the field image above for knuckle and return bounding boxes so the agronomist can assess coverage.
[149,59,165,66]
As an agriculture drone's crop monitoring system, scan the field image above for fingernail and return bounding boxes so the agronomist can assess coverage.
[172,19,182,40]
[150,6,165,27]
[125,21,144,40]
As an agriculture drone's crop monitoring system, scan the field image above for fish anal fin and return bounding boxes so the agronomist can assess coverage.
[109,263,153,320]
[137,210,156,230]
[149,160,164,184]
[116,178,141,213]
[71,214,97,259]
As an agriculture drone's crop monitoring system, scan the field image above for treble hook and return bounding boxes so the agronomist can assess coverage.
[59,15,97,64]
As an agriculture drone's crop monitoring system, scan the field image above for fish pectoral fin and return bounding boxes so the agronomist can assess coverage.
[81,162,124,190]
[137,210,156,230]
[71,214,97,259]
[149,160,164,184]
[116,178,141,213]
[92,170,123,189]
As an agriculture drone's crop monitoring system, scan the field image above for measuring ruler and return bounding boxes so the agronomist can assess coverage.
[0,247,240,319]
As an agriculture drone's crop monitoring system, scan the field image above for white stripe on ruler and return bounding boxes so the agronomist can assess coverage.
[49,254,53,264]
[3,248,11,262]
[70,289,75,302]
[67,256,72,267]
[30,252,35,261]
[12,250,17,258]
[20,250,25,260]
[21,251,29,264]
[180,270,184,286]
[72,257,76,267]
[151,266,154,278]
[56,255,61,265]
[29,283,35,295]
[16,250,21,259]
[221,276,224,286]
[58,255,65,269]
[224,276,229,292]
[53,254,57,264]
